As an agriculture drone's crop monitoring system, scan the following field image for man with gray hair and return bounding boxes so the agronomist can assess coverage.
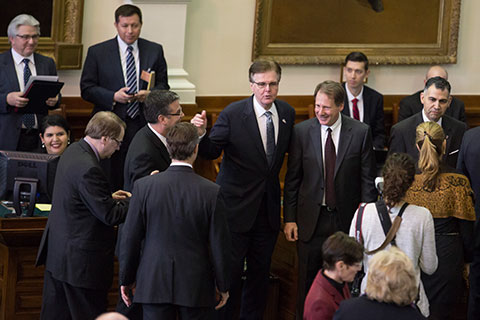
[0,14,60,151]
[36,111,131,319]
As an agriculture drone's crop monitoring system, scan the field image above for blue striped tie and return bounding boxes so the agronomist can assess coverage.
[125,46,139,119]
[22,58,35,129]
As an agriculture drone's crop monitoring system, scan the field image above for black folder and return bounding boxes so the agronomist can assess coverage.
[19,80,64,114]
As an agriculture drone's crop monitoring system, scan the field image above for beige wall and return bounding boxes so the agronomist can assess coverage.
[59,0,480,97]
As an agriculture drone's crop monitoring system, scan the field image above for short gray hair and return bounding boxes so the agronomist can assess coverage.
[7,14,40,38]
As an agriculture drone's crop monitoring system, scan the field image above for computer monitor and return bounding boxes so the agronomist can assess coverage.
[0,150,59,217]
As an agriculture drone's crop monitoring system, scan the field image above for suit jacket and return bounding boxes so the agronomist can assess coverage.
[0,50,58,150]
[333,295,426,320]
[303,270,351,320]
[199,96,295,233]
[342,83,386,149]
[283,115,377,241]
[399,90,466,123]
[457,127,480,218]
[388,112,467,168]
[36,139,129,290]
[123,125,171,192]
[80,37,169,120]
[119,166,231,307]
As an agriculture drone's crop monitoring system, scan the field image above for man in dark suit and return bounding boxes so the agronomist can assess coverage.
[119,122,230,319]
[80,4,169,190]
[36,111,131,320]
[398,66,466,123]
[0,14,60,151]
[389,77,467,168]
[457,127,480,320]
[191,60,295,319]
[341,52,385,150]
[283,80,377,317]
[117,90,183,319]
[123,90,183,192]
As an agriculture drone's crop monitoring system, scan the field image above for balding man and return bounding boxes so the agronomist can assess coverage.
[398,66,466,122]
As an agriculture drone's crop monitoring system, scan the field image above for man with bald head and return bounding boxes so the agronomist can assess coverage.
[398,65,466,122]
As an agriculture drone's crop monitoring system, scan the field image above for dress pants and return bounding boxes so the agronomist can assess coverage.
[217,195,278,320]
[143,303,213,320]
[40,270,108,320]
[296,206,338,318]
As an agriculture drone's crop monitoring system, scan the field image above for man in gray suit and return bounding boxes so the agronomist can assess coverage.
[283,80,377,317]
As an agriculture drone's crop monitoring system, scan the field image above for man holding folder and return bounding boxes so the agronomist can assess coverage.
[0,14,60,151]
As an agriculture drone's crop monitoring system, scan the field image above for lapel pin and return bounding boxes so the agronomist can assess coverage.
[282,119,287,124]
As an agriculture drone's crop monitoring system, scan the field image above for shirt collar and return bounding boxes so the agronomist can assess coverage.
[147,123,167,146]
[170,161,193,168]
[321,113,342,132]
[11,48,35,66]
[345,83,364,101]
[253,96,278,119]
[421,109,443,126]
[117,35,138,53]
[83,137,100,161]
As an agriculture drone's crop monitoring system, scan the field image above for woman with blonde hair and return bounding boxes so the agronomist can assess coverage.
[404,121,475,320]
[334,247,427,319]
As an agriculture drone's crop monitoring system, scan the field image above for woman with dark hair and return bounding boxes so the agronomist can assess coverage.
[349,153,437,317]
[404,121,475,320]
[39,114,71,155]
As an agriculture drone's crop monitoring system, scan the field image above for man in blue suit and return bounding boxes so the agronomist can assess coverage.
[0,14,59,151]
[192,60,296,319]
[341,52,385,150]
[80,4,169,190]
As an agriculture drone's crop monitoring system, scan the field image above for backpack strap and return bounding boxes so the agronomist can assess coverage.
[365,201,409,255]
[355,203,368,245]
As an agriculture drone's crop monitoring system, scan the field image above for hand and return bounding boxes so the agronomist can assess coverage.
[45,95,59,107]
[7,92,29,108]
[121,283,136,307]
[284,222,298,241]
[112,190,132,200]
[114,87,134,104]
[135,90,149,103]
[190,110,207,136]
[215,288,229,310]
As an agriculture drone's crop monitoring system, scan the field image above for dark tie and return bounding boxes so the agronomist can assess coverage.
[352,98,360,120]
[265,111,275,166]
[325,128,336,208]
[22,58,35,129]
[125,46,139,119]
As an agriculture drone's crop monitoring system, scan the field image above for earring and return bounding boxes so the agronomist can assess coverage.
[41,143,45,149]
[68,139,71,145]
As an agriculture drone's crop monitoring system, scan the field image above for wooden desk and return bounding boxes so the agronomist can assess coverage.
[0,217,47,320]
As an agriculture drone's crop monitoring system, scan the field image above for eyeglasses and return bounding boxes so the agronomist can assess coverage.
[112,137,123,147]
[251,81,279,89]
[16,34,40,41]
[167,107,184,117]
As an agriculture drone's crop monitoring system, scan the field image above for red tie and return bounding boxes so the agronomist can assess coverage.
[352,98,359,120]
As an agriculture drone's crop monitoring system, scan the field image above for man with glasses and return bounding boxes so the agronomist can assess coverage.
[191,59,296,319]
[36,111,131,319]
[81,4,170,191]
[0,14,60,151]
[117,90,183,319]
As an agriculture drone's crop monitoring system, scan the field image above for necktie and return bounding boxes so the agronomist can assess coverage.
[125,46,139,119]
[325,128,336,209]
[265,111,275,166]
[352,98,360,120]
[22,58,35,129]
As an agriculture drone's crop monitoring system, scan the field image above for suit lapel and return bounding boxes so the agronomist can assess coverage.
[137,39,148,90]
[335,115,353,177]
[309,120,324,180]
[442,117,454,155]
[108,38,126,88]
[3,51,20,91]
[146,127,171,164]
[362,87,371,125]
[272,102,289,166]
[243,97,268,166]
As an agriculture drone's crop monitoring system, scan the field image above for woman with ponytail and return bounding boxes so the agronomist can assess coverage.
[405,121,475,320]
